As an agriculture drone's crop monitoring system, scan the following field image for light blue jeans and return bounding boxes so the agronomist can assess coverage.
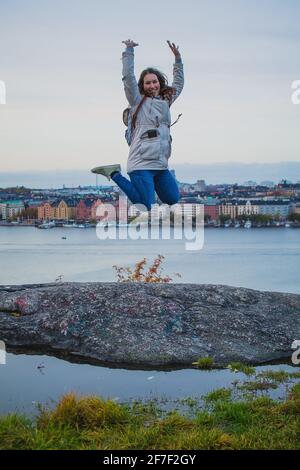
[111,169,180,211]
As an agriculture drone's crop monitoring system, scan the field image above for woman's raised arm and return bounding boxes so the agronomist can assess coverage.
[167,40,184,106]
[121,39,141,107]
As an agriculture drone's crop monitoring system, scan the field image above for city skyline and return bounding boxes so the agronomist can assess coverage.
[0,161,300,189]
[0,0,300,175]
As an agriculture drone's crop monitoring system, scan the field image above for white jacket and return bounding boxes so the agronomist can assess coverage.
[122,46,184,173]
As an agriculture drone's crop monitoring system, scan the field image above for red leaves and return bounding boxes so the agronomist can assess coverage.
[113,255,182,283]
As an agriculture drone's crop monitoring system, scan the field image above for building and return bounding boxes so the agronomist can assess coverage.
[195,180,206,192]
[219,203,238,219]
[38,199,77,221]
[237,200,259,216]
[172,202,204,219]
[0,200,25,220]
[257,201,291,219]
[204,200,219,221]
[0,203,6,219]
[38,202,53,220]
[76,199,95,220]
[290,203,300,215]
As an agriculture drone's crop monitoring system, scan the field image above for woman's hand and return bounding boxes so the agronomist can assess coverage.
[122,39,139,48]
[167,40,181,58]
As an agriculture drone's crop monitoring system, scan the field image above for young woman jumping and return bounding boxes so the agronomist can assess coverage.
[91,38,184,211]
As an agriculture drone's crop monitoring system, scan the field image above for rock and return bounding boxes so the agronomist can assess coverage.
[0,282,299,367]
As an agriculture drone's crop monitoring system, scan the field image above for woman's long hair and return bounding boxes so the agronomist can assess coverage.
[138,68,176,102]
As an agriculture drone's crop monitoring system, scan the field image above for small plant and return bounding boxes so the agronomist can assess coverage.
[237,380,278,392]
[256,370,290,383]
[227,362,255,376]
[113,254,182,283]
[203,388,232,403]
[192,356,215,369]
[37,393,130,430]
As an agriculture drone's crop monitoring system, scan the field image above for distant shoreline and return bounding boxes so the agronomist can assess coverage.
[0,222,299,229]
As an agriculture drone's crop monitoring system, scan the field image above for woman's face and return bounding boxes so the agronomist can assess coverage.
[143,73,160,97]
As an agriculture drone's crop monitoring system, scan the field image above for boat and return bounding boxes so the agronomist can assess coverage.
[62,223,90,228]
[285,223,291,228]
[244,220,252,229]
[38,221,56,229]
[234,222,240,228]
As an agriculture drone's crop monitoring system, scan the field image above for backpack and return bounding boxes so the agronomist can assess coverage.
[123,95,147,146]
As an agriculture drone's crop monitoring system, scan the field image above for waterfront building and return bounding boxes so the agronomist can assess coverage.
[59,199,77,220]
[76,199,95,220]
[204,200,219,221]
[0,203,7,220]
[291,202,300,215]
[219,202,238,219]
[256,201,291,219]
[237,200,259,216]
[172,202,203,218]
[37,199,77,221]
[0,200,25,220]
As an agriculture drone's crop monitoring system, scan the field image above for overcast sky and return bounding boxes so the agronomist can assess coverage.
[0,0,299,182]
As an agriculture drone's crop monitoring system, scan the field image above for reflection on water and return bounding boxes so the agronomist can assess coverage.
[0,351,299,415]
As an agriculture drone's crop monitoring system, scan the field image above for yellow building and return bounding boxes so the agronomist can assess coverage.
[38,200,76,220]
[38,202,53,220]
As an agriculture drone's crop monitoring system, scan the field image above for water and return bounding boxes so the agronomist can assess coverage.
[1,352,298,416]
[0,226,299,292]
[0,226,299,414]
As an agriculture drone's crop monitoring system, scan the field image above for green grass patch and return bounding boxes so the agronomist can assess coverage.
[227,362,255,376]
[256,370,290,383]
[192,357,215,369]
[0,380,299,450]
[237,380,278,392]
[203,388,232,403]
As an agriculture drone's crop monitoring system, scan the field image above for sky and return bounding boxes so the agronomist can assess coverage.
[0,0,300,184]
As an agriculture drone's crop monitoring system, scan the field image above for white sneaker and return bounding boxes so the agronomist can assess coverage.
[91,164,121,181]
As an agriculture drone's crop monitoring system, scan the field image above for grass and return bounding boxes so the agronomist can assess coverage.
[1,378,299,450]
[227,362,255,376]
[192,357,215,369]
[203,388,232,403]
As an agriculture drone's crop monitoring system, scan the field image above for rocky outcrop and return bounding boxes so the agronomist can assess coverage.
[0,282,299,366]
